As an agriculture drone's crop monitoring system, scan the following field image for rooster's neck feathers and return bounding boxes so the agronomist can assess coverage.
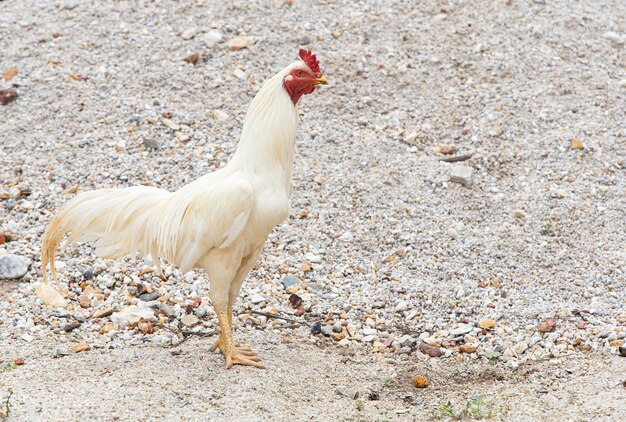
[229,62,301,191]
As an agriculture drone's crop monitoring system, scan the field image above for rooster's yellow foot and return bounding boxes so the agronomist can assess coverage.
[209,336,265,369]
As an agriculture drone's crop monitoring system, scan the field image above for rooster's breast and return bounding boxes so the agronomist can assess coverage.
[249,187,290,239]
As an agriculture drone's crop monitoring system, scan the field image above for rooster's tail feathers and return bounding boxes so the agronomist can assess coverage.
[41,186,170,284]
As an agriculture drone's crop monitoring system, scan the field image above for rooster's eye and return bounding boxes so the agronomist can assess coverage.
[296,70,304,77]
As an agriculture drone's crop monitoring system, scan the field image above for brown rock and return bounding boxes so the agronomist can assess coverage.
[459,344,478,353]
[288,293,303,309]
[0,87,18,105]
[333,332,346,341]
[228,36,255,51]
[138,319,154,334]
[418,342,443,358]
[184,52,201,65]
[35,283,68,308]
[413,375,429,388]
[3,67,17,81]
[478,319,495,330]
[69,72,88,81]
[92,308,114,319]
[571,138,584,150]
[70,343,90,353]
[13,358,25,366]
[79,295,91,309]
[538,317,557,333]
[1,232,18,242]
[99,323,117,334]
[63,185,78,195]
[619,346,626,357]
[609,339,624,347]
[439,145,457,155]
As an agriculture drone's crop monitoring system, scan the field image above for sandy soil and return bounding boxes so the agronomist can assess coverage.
[2,331,625,421]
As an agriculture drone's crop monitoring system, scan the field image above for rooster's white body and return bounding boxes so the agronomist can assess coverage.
[42,51,327,368]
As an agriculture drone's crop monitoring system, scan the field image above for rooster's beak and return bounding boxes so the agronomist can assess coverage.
[314,75,328,85]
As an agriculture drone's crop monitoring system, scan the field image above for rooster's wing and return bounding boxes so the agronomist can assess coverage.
[149,176,254,273]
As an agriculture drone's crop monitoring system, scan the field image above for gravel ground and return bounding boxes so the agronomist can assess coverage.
[1,0,625,420]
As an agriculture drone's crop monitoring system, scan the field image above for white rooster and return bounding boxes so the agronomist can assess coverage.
[40,49,328,369]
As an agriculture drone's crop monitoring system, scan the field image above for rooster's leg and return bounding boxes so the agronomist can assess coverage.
[206,250,264,369]
[209,306,263,369]
[208,304,255,353]
[227,248,264,357]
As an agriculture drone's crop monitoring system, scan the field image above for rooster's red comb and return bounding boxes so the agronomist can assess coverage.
[299,49,321,75]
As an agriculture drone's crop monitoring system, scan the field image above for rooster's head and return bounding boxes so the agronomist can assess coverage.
[283,49,327,105]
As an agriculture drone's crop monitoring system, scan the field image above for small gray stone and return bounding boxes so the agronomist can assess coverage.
[159,303,175,317]
[8,187,21,200]
[212,110,229,122]
[63,322,81,332]
[181,314,199,327]
[0,254,32,279]
[281,275,299,289]
[2,221,20,233]
[181,28,197,40]
[203,29,223,48]
[73,313,87,323]
[306,283,323,293]
[139,292,160,302]
[111,306,156,326]
[451,324,473,336]
[603,31,624,46]
[298,35,312,45]
[398,335,415,347]
[56,349,70,357]
[395,300,408,312]
[194,307,207,318]
[404,131,418,145]
[304,252,322,263]
[405,310,419,321]
[332,322,343,333]
[399,346,412,354]
[143,301,161,310]
[321,325,333,337]
[310,321,322,335]
[53,310,71,319]
[336,387,359,400]
[249,293,265,304]
[514,341,529,355]
[449,165,473,187]
[143,139,159,150]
